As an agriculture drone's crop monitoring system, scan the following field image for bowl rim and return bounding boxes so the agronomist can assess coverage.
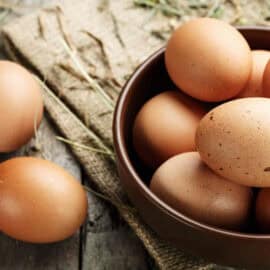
[113,26,270,240]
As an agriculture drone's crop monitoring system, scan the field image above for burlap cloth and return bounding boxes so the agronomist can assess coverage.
[2,0,266,269]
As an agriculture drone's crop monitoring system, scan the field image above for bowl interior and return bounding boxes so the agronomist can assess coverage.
[122,47,176,184]
[118,27,270,236]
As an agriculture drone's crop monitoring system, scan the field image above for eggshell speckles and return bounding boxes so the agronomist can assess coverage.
[150,152,252,230]
[165,18,251,102]
[0,157,88,243]
[133,91,205,168]
[196,98,270,187]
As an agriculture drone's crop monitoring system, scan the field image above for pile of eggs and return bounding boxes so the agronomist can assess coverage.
[0,61,87,243]
[133,18,270,232]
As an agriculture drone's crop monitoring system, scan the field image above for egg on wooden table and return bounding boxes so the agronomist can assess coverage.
[165,18,252,102]
[196,98,270,187]
[0,157,88,243]
[0,61,43,152]
[150,152,252,230]
[133,90,205,168]
[238,50,270,97]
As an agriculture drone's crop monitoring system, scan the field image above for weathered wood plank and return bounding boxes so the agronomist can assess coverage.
[0,235,80,270]
[82,181,151,270]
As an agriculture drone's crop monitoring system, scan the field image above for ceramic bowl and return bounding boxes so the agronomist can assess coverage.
[113,27,270,269]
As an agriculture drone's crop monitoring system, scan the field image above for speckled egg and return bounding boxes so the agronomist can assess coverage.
[196,98,270,187]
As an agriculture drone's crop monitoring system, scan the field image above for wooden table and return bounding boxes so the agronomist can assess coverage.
[0,1,152,269]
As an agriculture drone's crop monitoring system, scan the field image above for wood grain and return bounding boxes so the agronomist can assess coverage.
[82,179,150,270]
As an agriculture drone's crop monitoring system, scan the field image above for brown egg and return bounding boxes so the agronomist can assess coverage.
[150,152,252,230]
[0,61,43,152]
[262,59,270,97]
[256,189,270,232]
[238,50,270,97]
[196,98,270,187]
[133,91,205,168]
[165,18,251,102]
[0,157,88,243]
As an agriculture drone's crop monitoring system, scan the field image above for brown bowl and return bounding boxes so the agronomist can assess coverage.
[113,27,270,269]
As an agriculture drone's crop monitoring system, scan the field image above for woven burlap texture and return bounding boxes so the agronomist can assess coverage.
[1,1,238,269]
